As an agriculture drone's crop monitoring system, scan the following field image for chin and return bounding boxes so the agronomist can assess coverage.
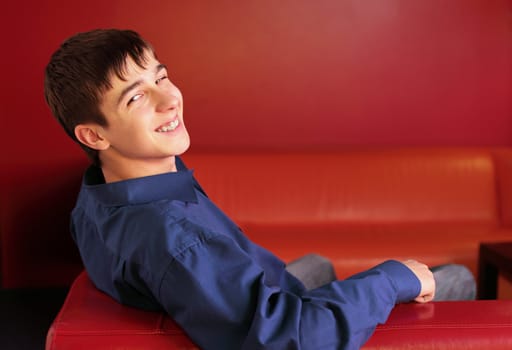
[173,136,191,156]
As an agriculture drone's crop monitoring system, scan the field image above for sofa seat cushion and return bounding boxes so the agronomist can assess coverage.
[365,300,512,350]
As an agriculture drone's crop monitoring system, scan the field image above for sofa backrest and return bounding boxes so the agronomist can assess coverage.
[492,148,512,228]
[183,148,500,226]
[1,147,505,288]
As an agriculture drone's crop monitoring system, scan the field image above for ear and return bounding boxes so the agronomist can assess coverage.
[74,124,110,151]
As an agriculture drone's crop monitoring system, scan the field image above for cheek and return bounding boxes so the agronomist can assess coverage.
[115,115,150,140]
[170,85,183,100]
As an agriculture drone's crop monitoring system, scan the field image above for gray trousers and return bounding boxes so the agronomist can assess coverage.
[286,254,476,300]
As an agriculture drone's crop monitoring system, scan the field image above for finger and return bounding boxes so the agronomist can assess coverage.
[414,293,434,303]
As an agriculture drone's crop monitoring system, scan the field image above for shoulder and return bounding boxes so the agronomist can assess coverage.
[111,203,221,260]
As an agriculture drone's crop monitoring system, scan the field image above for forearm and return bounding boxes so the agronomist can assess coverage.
[297,260,420,349]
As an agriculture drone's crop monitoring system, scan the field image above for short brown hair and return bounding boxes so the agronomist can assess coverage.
[44,29,154,166]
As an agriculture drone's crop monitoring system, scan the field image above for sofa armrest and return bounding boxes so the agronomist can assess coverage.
[47,271,512,350]
[45,271,198,350]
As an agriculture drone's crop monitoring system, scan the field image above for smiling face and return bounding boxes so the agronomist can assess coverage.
[81,50,190,182]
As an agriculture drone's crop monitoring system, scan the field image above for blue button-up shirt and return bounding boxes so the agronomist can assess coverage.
[71,157,420,350]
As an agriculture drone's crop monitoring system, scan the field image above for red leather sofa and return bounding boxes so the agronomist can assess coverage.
[4,148,512,349]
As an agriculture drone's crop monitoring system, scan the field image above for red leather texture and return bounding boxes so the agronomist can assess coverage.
[47,271,512,350]
[46,272,199,350]
[365,301,512,349]
[182,149,512,279]
[493,148,512,227]
[184,149,499,225]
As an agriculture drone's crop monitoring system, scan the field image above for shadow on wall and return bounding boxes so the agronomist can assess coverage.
[0,158,88,288]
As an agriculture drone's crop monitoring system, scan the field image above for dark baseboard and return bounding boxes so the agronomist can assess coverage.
[0,288,68,350]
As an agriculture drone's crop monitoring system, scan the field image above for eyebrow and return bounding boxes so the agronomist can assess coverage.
[116,63,167,107]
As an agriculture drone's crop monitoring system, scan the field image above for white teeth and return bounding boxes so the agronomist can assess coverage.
[157,119,179,132]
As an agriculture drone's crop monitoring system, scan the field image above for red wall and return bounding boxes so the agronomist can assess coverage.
[2,0,512,163]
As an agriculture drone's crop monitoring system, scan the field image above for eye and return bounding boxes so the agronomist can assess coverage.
[127,93,143,106]
[156,75,168,84]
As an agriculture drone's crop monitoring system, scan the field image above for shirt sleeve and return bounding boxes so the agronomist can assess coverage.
[158,227,420,350]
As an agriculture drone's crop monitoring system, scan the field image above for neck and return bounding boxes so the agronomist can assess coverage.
[100,156,177,183]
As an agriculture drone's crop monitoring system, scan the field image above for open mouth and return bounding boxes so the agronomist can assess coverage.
[156,119,179,132]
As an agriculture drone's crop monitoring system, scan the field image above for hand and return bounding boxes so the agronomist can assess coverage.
[401,260,435,303]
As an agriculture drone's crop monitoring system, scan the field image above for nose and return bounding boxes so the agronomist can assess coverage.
[154,87,180,113]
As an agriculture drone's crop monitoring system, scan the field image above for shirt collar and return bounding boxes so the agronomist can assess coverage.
[82,156,198,207]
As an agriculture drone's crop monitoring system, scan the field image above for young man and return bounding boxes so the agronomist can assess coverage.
[45,29,448,350]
